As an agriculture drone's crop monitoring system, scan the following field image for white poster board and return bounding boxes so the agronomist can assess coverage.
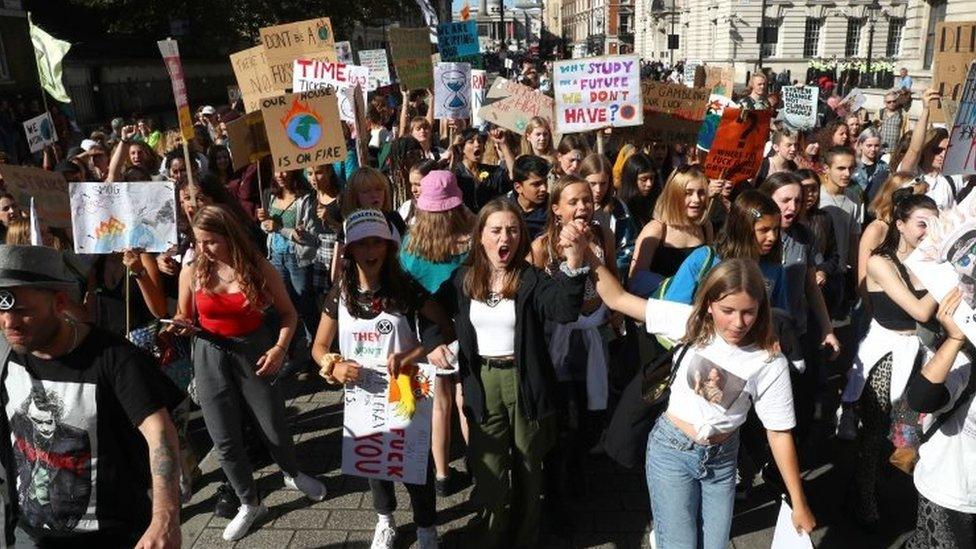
[293,59,369,122]
[341,363,435,485]
[944,62,976,176]
[335,41,354,64]
[433,62,472,120]
[781,86,819,131]
[23,112,57,153]
[552,55,643,133]
[358,49,392,91]
[470,69,487,126]
[69,181,178,254]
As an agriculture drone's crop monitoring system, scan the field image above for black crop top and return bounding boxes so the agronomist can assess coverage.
[868,256,927,331]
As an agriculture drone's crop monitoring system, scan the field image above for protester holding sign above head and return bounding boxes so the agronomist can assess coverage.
[312,209,454,549]
[106,125,161,182]
[452,128,512,213]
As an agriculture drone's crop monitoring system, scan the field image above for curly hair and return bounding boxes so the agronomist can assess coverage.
[191,205,269,311]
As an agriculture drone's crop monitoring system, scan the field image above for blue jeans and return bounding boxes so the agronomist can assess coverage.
[647,415,740,549]
[269,250,317,343]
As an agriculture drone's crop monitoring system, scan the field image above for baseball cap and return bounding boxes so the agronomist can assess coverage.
[416,170,463,213]
[201,105,216,115]
[343,209,395,246]
[80,139,98,152]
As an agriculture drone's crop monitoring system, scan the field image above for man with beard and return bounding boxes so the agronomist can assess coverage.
[0,245,182,548]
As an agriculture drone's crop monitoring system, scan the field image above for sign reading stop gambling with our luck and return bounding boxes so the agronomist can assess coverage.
[619,81,708,145]
[292,59,369,123]
[944,62,976,176]
[553,55,642,133]
[260,87,347,171]
[259,17,337,91]
[342,363,435,485]
[704,107,773,184]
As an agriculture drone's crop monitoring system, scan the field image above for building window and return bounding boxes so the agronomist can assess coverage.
[845,17,865,57]
[886,17,905,57]
[803,17,822,58]
[760,17,778,58]
[923,0,947,69]
[0,35,9,81]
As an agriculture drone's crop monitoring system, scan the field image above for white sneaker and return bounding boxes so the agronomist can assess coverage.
[284,472,327,501]
[836,404,859,441]
[371,516,396,549]
[417,526,438,549]
[222,503,268,541]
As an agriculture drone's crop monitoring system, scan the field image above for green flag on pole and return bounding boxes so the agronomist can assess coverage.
[28,14,71,103]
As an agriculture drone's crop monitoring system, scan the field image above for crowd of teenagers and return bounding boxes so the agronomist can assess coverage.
[0,58,974,549]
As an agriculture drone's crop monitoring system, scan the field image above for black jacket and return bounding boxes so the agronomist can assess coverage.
[439,265,585,423]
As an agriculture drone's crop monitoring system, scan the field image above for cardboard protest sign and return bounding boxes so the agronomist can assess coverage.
[335,40,354,64]
[69,181,178,254]
[781,86,819,130]
[684,60,703,88]
[433,62,472,119]
[477,77,555,133]
[259,18,337,91]
[944,62,976,176]
[157,39,194,140]
[905,193,976,345]
[0,165,69,228]
[704,66,735,96]
[553,55,642,133]
[225,111,270,172]
[703,107,772,184]
[470,69,487,126]
[342,363,434,485]
[292,59,369,123]
[618,81,708,145]
[358,49,392,91]
[23,112,57,153]
[932,21,976,123]
[229,46,276,113]
[437,21,481,69]
[388,28,433,91]
[260,88,347,171]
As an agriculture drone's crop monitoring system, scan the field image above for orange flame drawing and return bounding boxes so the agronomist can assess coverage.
[94,216,125,238]
[388,364,433,420]
[279,98,322,129]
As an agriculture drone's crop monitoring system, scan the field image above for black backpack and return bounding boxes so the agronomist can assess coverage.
[602,344,690,469]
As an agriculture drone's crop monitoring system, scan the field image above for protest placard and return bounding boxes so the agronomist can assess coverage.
[157,39,194,140]
[69,181,178,254]
[23,112,56,153]
[905,192,976,345]
[437,20,481,69]
[0,164,69,228]
[229,46,276,113]
[225,111,270,172]
[341,363,434,485]
[227,85,242,106]
[388,28,434,91]
[433,62,472,119]
[704,66,735,96]
[781,86,819,130]
[292,59,369,122]
[260,87,347,171]
[618,80,708,145]
[841,88,867,113]
[703,107,772,184]
[944,62,976,176]
[553,55,642,133]
[477,77,555,134]
[470,69,487,126]
[358,49,392,91]
[335,40,354,64]
[932,21,976,123]
[259,17,337,91]
[684,60,703,88]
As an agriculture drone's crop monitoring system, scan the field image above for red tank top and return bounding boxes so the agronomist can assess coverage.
[195,290,263,337]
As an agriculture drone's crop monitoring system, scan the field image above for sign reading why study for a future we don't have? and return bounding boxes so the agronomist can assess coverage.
[553,56,643,133]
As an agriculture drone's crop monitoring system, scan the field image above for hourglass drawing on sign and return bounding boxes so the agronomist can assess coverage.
[441,69,468,112]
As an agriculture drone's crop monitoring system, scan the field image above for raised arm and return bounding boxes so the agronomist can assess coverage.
[866,255,937,321]
[897,88,939,173]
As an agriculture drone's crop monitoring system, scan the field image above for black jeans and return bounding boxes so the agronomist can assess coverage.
[369,467,437,528]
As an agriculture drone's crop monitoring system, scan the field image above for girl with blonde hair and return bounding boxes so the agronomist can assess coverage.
[520,116,556,165]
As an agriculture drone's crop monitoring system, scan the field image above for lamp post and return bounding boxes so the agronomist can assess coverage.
[864,0,882,88]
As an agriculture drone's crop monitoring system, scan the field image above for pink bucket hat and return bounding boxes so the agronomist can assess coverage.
[416,170,464,212]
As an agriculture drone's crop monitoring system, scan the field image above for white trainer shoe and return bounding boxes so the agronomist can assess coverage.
[371,516,397,549]
[283,472,327,502]
[222,503,268,541]
[417,525,438,549]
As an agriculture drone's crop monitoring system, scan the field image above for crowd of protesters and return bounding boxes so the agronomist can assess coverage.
[0,49,972,549]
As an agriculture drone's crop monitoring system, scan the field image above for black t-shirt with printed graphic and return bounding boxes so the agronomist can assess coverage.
[1,326,183,540]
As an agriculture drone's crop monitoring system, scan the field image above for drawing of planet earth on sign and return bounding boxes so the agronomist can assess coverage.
[280,99,323,150]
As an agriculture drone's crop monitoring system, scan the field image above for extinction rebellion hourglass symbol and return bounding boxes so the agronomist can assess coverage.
[442,69,468,111]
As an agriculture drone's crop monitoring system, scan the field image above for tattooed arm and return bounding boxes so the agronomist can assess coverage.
[136,408,182,549]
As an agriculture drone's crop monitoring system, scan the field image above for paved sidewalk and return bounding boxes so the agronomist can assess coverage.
[179,376,917,548]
